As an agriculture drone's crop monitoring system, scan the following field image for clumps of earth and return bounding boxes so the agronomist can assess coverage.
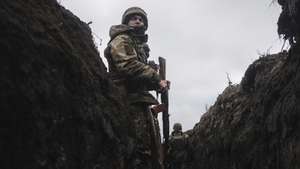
[0,0,299,169]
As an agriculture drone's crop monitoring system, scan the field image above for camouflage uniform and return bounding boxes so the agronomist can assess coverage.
[168,123,189,169]
[104,7,161,169]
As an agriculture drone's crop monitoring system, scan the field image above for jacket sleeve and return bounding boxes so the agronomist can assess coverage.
[110,34,161,90]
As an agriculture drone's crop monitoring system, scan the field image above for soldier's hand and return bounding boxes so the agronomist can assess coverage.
[151,104,167,114]
[159,80,170,92]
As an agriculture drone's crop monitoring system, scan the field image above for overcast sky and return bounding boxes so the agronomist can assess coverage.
[60,0,283,131]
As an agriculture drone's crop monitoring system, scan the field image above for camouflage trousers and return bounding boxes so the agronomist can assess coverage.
[126,103,162,169]
[168,151,188,169]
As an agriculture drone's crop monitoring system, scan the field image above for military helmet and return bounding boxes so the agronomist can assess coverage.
[173,123,182,132]
[122,7,148,30]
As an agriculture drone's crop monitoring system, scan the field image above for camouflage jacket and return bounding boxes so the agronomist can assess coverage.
[104,24,160,105]
[169,132,189,162]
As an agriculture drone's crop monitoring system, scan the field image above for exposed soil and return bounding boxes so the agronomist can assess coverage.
[1,1,300,169]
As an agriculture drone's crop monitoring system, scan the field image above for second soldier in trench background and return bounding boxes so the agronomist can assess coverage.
[104,7,169,169]
[168,123,190,169]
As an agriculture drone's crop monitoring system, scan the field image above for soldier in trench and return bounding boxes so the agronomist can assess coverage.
[168,123,189,169]
[104,7,169,169]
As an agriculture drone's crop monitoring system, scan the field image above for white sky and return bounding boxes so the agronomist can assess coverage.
[60,0,284,131]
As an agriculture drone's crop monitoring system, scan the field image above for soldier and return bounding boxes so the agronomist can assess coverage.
[168,123,189,169]
[104,7,169,169]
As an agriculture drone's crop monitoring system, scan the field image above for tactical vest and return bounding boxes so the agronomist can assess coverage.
[104,33,158,105]
[106,33,148,68]
[170,134,188,151]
